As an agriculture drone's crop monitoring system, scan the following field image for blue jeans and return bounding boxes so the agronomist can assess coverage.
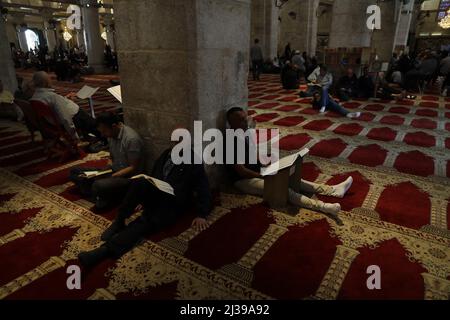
[324,98,349,116]
[306,85,329,106]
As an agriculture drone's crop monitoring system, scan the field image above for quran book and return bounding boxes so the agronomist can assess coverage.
[131,174,175,196]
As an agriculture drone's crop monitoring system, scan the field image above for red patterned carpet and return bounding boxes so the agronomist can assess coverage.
[0,71,449,300]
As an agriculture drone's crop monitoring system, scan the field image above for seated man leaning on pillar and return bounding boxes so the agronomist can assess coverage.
[226,107,353,218]
[78,144,212,268]
[31,71,101,142]
[69,112,144,209]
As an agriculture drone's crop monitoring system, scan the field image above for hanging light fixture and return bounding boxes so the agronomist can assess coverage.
[63,28,72,41]
[438,9,450,29]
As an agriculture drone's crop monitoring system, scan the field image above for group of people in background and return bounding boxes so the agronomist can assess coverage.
[10,43,119,83]
[250,39,449,120]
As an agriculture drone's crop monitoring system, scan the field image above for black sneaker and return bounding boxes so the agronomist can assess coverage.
[78,246,110,268]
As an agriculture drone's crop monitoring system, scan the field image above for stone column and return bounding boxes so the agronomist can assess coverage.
[76,29,85,50]
[328,0,372,49]
[251,0,279,59]
[41,10,57,51]
[105,27,115,51]
[278,0,319,56]
[103,15,116,51]
[0,17,18,92]
[114,0,250,175]
[371,0,398,61]
[43,20,57,51]
[393,0,415,52]
[80,0,106,72]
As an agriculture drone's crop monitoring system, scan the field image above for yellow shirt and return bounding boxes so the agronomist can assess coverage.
[0,90,14,104]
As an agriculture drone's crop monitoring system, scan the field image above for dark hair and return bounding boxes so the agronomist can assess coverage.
[254,39,259,44]
[226,107,244,120]
[319,64,328,72]
[96,112,120,127]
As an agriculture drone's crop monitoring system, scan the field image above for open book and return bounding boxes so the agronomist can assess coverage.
[76,85,99,100]
[131,174,175,196]
[260,148,310,177]
[107,85,122,103]
[80,169,113,179]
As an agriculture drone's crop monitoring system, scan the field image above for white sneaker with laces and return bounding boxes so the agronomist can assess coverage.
[347,112,361,119]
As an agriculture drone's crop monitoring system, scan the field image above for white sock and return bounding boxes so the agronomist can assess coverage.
[319,107,326,113]
[331,176,353,198]
[321,203,341,216]
[346,112,361,118]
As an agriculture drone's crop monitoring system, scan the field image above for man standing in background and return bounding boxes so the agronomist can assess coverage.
[250,39,264,81]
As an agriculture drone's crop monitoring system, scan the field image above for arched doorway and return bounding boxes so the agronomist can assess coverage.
[25,29,40,51]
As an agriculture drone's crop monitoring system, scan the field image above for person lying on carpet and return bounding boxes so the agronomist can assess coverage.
[69,112,144,209]
[312,91,361,119]
[78,147,212,268]
[31,71,102,142]
[226,107,353,219]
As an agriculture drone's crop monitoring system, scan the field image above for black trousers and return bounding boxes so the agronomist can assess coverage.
[72,109,102,140]
[69,167,130,203]
[105,178,178,258]
[252,59,263,80]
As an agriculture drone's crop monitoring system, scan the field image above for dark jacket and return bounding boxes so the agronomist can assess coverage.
[338,74,358,91]
[281,65,299,89]
[151,148,212,218]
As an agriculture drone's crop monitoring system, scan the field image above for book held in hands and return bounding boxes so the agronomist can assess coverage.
[80,169,113,179]
[260,148,309,177]
[76,85,100,100]
[107,85,122,103]
[131,174,175,196]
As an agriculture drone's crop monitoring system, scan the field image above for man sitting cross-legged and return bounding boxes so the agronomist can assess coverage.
[299,64,333,108]
[69,112,144,209]
[337,68,359,102]
[226,107,353,218]
[78,147,212,268]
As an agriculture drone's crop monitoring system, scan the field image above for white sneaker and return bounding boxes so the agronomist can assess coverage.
[347,112,361,119]
[442,89,448,97]
[321,203,341,216]
[319,107,326,113]
[330,176,353,198]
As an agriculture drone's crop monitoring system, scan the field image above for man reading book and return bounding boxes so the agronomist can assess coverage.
[78,147,212,268]
[69,112,144,209]
[299,65,333,110]
[226,107,353,218]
